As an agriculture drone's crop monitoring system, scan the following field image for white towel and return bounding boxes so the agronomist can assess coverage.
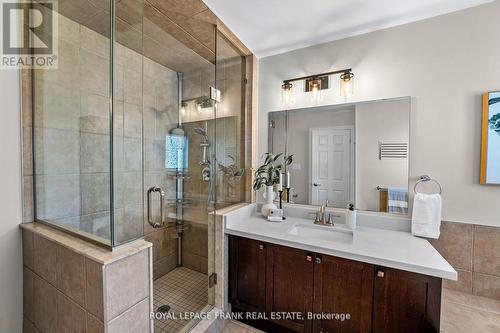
[411,193,442,239]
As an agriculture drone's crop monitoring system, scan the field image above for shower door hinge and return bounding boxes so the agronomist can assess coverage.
[209,273,217,287]
[210,87,221,103]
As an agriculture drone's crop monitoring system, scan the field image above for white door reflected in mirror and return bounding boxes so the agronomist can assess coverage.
[310,127,353,208]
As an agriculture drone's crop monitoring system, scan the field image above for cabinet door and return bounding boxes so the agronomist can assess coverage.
[229,236,267,312]
[266,244,314,333]
[312,255,374,333]
[372,267,442,333]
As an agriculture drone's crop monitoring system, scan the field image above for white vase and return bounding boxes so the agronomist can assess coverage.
[261,185,277,217]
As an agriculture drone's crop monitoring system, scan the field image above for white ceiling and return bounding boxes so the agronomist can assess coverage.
[203,0,494,58]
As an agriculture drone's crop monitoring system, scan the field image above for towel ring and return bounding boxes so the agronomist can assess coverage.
[414,175,442,194]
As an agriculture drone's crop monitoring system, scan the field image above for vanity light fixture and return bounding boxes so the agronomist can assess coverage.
[306,76,326,102]
[181,102,187,116]
[195,100,203,113]
[340,70,355,97]
[281,68,354,105]
[281,81,294,106]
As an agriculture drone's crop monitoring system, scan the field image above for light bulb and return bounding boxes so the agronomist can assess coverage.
[340,71,354,97]
[195,102,202,113]
[181,102,187,116]
[281,82,294,106]
[310,79,322,102]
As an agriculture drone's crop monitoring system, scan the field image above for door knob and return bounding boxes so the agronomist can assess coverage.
[315,256,322,264]
[377,269,385,278]
[313,183,321,187]
[306,255,312,262]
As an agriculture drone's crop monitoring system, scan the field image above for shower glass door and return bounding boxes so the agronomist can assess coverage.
[114,1,219,331]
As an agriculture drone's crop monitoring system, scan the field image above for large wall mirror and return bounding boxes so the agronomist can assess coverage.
[268,97,411,215]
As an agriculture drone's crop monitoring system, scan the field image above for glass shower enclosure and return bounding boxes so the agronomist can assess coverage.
[31,0,248,331]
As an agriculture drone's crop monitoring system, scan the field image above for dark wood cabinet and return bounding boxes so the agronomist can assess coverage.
[266,244,314,333]
[228,236,442,333]
[229,236,267,312]
[312,255,374,333]
[372,267,442,333]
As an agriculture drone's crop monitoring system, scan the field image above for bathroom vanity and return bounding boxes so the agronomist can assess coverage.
[223,204,456,333]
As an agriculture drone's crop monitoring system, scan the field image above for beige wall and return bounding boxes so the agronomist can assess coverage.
[355,98,410,211]
[258,1,500,227]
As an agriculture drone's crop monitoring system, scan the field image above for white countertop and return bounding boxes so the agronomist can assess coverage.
[222,204,457,280]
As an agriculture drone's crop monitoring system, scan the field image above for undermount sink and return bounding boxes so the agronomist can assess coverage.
[287,223,354,244]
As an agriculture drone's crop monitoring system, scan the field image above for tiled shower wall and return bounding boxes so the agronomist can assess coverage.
[431,221,500,300]
[24,9,181,266]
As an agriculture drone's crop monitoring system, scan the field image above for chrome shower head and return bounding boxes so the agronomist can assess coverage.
[194,128,206,137]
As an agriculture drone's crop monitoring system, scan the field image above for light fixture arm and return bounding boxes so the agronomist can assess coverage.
[283,68,352,84]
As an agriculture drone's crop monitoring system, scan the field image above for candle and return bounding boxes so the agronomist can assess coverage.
[278,172,283,191]
[286,171,291,188]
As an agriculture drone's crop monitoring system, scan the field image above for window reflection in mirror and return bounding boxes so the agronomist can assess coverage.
[268,97,410,215]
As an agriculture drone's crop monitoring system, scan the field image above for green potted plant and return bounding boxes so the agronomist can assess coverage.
[253,153,293,217]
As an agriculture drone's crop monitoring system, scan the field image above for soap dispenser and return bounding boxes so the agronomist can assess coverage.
[347,204,357,230]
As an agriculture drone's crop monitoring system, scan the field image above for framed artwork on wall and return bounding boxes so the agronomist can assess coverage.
[480,91,500,184]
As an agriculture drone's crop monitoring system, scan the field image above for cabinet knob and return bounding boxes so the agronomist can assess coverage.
[377,270,385,278]
[306,255,312,262]
[315,256,322,264]
[259,244,264,250]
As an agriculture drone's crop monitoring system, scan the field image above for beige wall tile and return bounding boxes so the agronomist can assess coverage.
[80,92,109,135]
[23,175,34,223]
[22,229,34,270]
[34,234,57,284]
[441,296,500,333]
[34,127,80,174]
[34,274,58,333]
[182,224,208,258]
[35,39,80,87]
[23,316,39,333]
[473,273,500,301]
[81,173,110,215]
[87,312,104,333]
[86,258,104,321]
[80,49,109,96]
[444,269,472,293]
[106,298,150,333]
[23,267,35,322]
[114,206,143,245]
[56,244,86,307]
[80,132,109,173]
[182,251,208,274]
[80,25,109,59]
[105,249,149,320]
[430,221,473,271]
[21,69,33,128]
[124,103,143,138]
[35,174,81,220]
[152,254,177,280]
[474,225,500,276]
[123,68,143,105]
[23,126,33,176]
[33,80,81,131]
[124,137,142,171]
[56,291,86,333]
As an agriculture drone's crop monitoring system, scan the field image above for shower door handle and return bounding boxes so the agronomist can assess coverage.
[147,186,165,228]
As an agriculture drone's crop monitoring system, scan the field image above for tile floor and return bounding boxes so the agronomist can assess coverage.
[153,267,208,333]
[221,321,264,333]
[220,289,500,333]
[440,288,500,333]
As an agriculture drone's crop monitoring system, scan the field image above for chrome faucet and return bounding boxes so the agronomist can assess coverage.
[313,201,334,226]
